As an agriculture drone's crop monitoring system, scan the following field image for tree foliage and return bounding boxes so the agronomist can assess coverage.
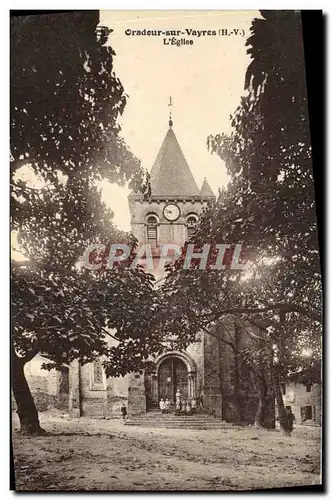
[10,12,160,434]
[160,10,322,432]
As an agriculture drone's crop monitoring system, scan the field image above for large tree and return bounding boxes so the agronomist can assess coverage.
[160,10,322,435]
[11,12,161,435]
[207,11,322,434]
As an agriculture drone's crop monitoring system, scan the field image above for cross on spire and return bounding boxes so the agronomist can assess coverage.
[168,96,173,127]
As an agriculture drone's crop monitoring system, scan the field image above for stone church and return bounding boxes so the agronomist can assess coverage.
[18,117,275,427]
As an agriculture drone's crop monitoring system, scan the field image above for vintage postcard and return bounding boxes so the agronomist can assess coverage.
[11,10,322,492]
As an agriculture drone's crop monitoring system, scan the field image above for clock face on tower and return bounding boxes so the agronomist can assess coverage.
[163,203,180,222]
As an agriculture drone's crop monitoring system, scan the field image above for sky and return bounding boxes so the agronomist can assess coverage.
[99,10,258,231]
[12,9,258,258]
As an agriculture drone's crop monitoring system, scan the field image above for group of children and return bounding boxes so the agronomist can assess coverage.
[159,394,203,415]
[120,392,204,420]
[175,398,197,415]
[159,398,171,413]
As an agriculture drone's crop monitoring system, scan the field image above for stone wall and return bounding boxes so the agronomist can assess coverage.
[203,332,222,417]
[106,375,129,417]
[68,361,131,418]
[11,391,59,413]
[127,372,146,416]
[129,197,209,248]
[68,360,81,417]
[79,362,106,417]
[12,355,69,413]
[312,384,322,424]
[186,335,204,397]
[128,196,210,280]
[79,363,129,418]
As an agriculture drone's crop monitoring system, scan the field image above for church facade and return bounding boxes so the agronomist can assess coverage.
[17,118,275,427]
[68,118,224,419]
[126,119,220,416]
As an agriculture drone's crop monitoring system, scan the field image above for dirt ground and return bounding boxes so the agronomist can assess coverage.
[11,412,321,491]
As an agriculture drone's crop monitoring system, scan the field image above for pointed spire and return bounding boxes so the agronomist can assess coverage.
[149,127,199,197]
[200,177,215,198]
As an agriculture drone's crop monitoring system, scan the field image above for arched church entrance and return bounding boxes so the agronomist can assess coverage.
[158,357,188,404]
[145,352,196,409]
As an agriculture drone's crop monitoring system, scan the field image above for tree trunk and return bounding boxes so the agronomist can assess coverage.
[278,310,286,382]
[272,364,290,436]
[217,339,224,419]
[254,380,269,429]
[233,320,244,423]
[273,310,290,435]
[12,353,46,435]
[254,393,265,429]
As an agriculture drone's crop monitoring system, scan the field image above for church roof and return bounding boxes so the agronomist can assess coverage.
[149,125,200,197]
[200,177,215,198]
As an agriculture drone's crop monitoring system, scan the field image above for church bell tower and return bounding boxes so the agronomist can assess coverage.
[126,100,218,416]
[128,100,215,280]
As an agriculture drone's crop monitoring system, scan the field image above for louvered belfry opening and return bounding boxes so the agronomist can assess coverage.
[187,215,198,240]
[146,215,158,249]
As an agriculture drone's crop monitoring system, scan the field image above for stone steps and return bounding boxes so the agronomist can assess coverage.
[129,416,219,422]
[129,414,218,421]
[125,412,233,429]
[125,422,233,429]
[134,411,217,417]
[133,412,214,417]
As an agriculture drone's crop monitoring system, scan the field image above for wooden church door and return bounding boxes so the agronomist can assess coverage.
[158,357,188,403]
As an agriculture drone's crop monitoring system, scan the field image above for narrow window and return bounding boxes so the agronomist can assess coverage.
[93,360,104,385]
[300,406,306,421]
[306,383,312,392]
[147,215,158,248]
[301,406,313,421]
[187,215,198,240]
[305,406,313,420]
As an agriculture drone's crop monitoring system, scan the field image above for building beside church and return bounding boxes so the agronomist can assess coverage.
[16,116,275,427]
[280,382,321,425]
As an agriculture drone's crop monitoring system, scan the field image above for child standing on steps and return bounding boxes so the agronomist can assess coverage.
[185,400,192,416]
[159,398,165,413]
[120,402,127,421]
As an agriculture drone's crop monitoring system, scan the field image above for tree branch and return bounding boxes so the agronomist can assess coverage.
[208,303,321,323]
[201,325,236,352]
[14,345,40,364]
[101,327,119,342]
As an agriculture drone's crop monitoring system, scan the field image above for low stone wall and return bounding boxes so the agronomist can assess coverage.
[80,396,128,418]
[12,390,69,413]
[81,398,107,418]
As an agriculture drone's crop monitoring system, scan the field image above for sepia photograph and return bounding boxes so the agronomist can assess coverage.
[10,9,322,492]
